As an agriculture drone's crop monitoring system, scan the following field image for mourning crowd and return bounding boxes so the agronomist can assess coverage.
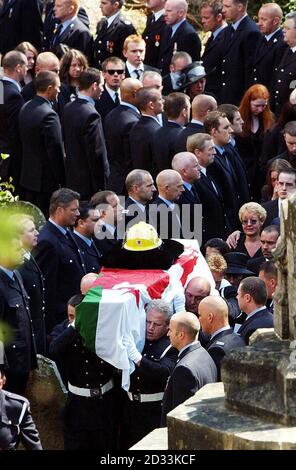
[0,0,295,451]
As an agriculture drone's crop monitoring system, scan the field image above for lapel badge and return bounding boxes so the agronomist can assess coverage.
[155,35,160,47]
[273,38,277,43]
[9,8,13,19]
[109,41,114,53]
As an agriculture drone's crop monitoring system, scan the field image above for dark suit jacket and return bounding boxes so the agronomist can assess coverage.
[247,255,265,276]
[152,121,183,173]
[260,127,287,172]
[92,13,136,67]
[262,199,279,227]
[158,20,201,75]
[41,3,89,51]
[225,143,251,204]
[162,74,174,96]
[202,27,227,97]
[195,171,228,243]
[21,81,74,119]
[19,96,65,193]
[207,149,242,231]
[17,255,46,355]
[0,269,37,374]
[151,195,184,239]
[174,121,204,153]
[237,307,273,344]
[33,221,86,331]
[218,16,261,105]
[124,195,149,230]
[95,87,119,122]
[130,115,161,175]
[72,233,102,274]
[104,104,140,194]
[0,79,24,183]
[271,47,296,116]
[161,342,217,425]
[94,224,121,257]
[206,329,246,381]
[250,29,285,89]
[50,16,93,59]
[176,185,201,240]
[0,0,43,54]
[124,63,158,78]
[62,98,109,199]
[267,149,296,171]
[143,13,168,68]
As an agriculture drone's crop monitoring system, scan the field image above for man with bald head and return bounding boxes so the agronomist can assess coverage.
[250,3,285,89]
[152,169,184,238]
[175,94,217,153]
[198,296,245,380]
[160,311,217,425]
[104,78,142,194]
[158,0,201,74]
[172,152,201,240]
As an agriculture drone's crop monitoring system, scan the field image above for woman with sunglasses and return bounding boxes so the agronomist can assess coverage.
[227,202,267,260]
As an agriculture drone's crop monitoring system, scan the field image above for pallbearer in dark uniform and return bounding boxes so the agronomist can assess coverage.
[121,300,177,449]
[73,202,102,274]
[33,188,85,332]
[92,0,136,68]
[17,215,47,356]
[0,349,42,450]
[142,0,168,68]
[157,0,201,75]
[271,12,296,116]
[49,299,116,450]
[0,216,37,395]
[198,296,246,380]
[250,3,285,90]
[124,169,156,228]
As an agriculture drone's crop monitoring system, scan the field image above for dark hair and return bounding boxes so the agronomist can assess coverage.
[91,190,115,206]
[203,238,230,256]
[204,111,226,133]
[218,103,239,123]
[35,70,59,92]
[259,260,277,279]
[240,277,267,305]
[284,120,296,137]
[262,158,292,201]
[278,168,296,181]
[59,49,88,85]
[49,188,80,215]
[125,170,151,192]
[67,293,84,307]
[74,201,96,227]
[78,67,101,91]
[164,92,190,119]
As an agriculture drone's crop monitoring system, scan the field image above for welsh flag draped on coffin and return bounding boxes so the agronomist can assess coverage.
[76,240,214,390]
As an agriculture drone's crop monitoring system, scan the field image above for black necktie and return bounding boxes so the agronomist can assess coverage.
[114,91,120,105]
[205,33,214,49]
[230,25,235,41]
[151,13,155,24]
[190,185,199,202]
[134,69,141,79]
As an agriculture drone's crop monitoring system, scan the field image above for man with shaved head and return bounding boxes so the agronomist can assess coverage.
[160,311,217,425]
[104,78,142,194]
[175,94,217,153]
[172,152,201,239]
[198,296,245,379]
[250,3,285,89]
[158,0,201,75]
[152,169,184,239]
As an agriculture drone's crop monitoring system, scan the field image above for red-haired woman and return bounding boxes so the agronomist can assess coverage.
[236,84,275,201]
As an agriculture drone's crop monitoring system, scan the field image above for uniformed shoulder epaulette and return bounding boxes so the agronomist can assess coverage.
[124,20,132,25]
[214,341,225,346]
[4,391,29,405]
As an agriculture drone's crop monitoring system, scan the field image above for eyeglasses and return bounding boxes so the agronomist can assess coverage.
[106,69,124,75]
[241,219,259,225]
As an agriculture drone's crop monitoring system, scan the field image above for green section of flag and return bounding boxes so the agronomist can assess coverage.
[0,153,10,160]
[76,285,103,353]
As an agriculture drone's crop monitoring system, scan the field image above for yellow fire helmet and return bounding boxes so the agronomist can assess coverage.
[123,221,162,251]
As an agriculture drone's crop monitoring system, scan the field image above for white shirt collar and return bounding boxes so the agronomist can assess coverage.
[141,113,161,125]
[210,326,231,340]
[154,9,164,21]
[212,23,227,39]
[128,196,146,212]
[265,28,281,42]
[178,340,198,357]
[246,306,266,321]
[232,13,247,30]
[105,83,120,100]
[107,11,120,27]
[120,100,140,114]
[2,76,21,92]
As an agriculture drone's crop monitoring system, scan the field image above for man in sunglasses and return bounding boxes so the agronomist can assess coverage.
[95,56,125,121]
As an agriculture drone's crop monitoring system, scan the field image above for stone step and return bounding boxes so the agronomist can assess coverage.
[130,428,168,450]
